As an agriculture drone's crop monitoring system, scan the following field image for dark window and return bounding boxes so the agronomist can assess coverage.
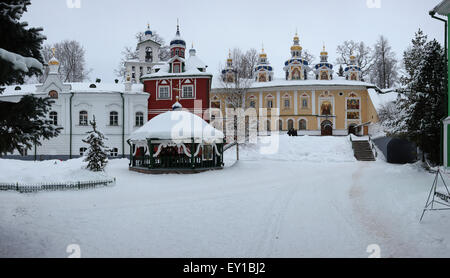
[135,112,144,127]
[49,111,58,125]
[110,111,119,126]
[79,111,88,126]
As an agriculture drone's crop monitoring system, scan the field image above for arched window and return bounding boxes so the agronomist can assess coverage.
[48,90,58,99]
[79,111,88,126]
[287,119,294,130]
[299,119,307,130]
[110,111,119,126]
[278,119,283,131]
[49,111,58,125]
[80,147,87,156]
[135,112,144,127]
[110,148,119,157]
[145,47,153,62]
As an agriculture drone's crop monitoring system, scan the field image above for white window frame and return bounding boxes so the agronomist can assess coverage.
[158,86,171,100]
[181,85,194,99]
[49,111,58,126]
[79,111,88,126]
[109,111,119,126]
[135,112,144,127]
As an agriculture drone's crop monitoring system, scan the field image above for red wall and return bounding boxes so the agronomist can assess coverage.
[143,76,211,120]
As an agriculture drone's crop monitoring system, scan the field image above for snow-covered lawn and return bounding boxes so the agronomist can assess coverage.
[1,135,449,258]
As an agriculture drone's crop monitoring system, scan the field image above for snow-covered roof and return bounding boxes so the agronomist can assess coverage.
[129,110,224,143]
[0,82,146,97]
[212,76,376,90]
[141,56,211,79]
[367,88,400,111]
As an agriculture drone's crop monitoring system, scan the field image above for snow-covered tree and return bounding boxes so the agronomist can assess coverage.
[0,95,62,155]
[0,0,62,156]
[0,0,44,92]
[398,33,447,164]
[337,64,344,77]
[39,41,91,83]
[336,40,374,79]
[369,36,399,89]
[82,116,109,172]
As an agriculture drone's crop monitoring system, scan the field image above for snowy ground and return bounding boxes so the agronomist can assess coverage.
[1,135,450,258]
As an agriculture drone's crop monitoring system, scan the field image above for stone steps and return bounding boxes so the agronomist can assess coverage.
[352,140,376,161]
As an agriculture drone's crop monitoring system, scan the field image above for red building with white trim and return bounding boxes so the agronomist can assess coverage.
[141,24,212,120]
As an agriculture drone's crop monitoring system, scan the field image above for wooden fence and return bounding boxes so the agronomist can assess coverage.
[0,178,116,193]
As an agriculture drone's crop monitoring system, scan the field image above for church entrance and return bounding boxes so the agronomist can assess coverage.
[321,120,333,136]
[348,124,357,135]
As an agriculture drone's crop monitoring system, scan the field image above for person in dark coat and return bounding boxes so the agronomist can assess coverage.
[293,129,298,136]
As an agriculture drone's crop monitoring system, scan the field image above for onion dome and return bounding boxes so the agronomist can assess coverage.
[290,32,303,55]
[320,45,328,56]
[48,48,59,65]
[144,24,153,36]
[170,22,186,47]
[172,96,183,111]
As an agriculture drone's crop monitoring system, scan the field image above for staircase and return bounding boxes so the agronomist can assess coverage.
[352,140,376,161]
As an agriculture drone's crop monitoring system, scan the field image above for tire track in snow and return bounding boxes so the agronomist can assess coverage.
[349,163,417,257]
[250,182,298,257]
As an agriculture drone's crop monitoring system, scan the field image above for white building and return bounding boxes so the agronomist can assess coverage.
[125,25,165,83]
[0,52,149,160]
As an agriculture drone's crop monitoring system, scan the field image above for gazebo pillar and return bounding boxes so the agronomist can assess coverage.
[148,139,153,169]
[191,138,195,169]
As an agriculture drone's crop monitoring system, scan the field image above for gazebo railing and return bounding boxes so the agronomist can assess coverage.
[131,154,222,170]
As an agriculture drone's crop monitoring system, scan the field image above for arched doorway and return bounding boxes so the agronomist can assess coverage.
[321,120,333,136]
[348,124,357,135]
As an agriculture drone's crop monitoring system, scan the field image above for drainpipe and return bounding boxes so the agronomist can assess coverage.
[69,93,74,159]
[120,93,125,158]
[429,11,448,58]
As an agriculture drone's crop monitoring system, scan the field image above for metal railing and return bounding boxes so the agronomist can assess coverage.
[0,178,116,193]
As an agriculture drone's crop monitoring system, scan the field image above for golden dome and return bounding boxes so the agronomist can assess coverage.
[320,44,328,56]
[48,48,59,65]
[48,57,59,66]
[350,55,356,60]
[291,45,302,51]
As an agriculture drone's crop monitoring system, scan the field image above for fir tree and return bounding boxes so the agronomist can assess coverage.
[0,0,45,89]
[338,65,344,77]
[0,95,62,155]
[0,1,61,156]
[82,116,109,172]
[398,33,447,164]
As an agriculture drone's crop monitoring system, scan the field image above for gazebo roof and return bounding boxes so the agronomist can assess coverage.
[129,110,224,142]
[431,0,450,16]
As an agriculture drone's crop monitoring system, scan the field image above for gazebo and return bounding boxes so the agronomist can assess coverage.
[128,101,225,174]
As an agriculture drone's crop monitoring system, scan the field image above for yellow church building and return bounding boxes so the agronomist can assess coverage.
[211,34,380,136]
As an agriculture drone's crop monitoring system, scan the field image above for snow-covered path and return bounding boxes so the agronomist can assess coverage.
[0,135,449,258]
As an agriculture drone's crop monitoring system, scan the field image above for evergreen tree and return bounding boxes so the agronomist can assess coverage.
[82,116,109,172]
[0,0,45,90]
[0,1,62,156]
[338,65,344,77]
[0,95,62,155]
[398,34,447,164]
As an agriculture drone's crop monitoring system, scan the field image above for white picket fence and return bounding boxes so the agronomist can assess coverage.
[0,178,116,193]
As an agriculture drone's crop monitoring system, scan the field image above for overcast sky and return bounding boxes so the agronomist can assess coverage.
[23,0,446,82]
